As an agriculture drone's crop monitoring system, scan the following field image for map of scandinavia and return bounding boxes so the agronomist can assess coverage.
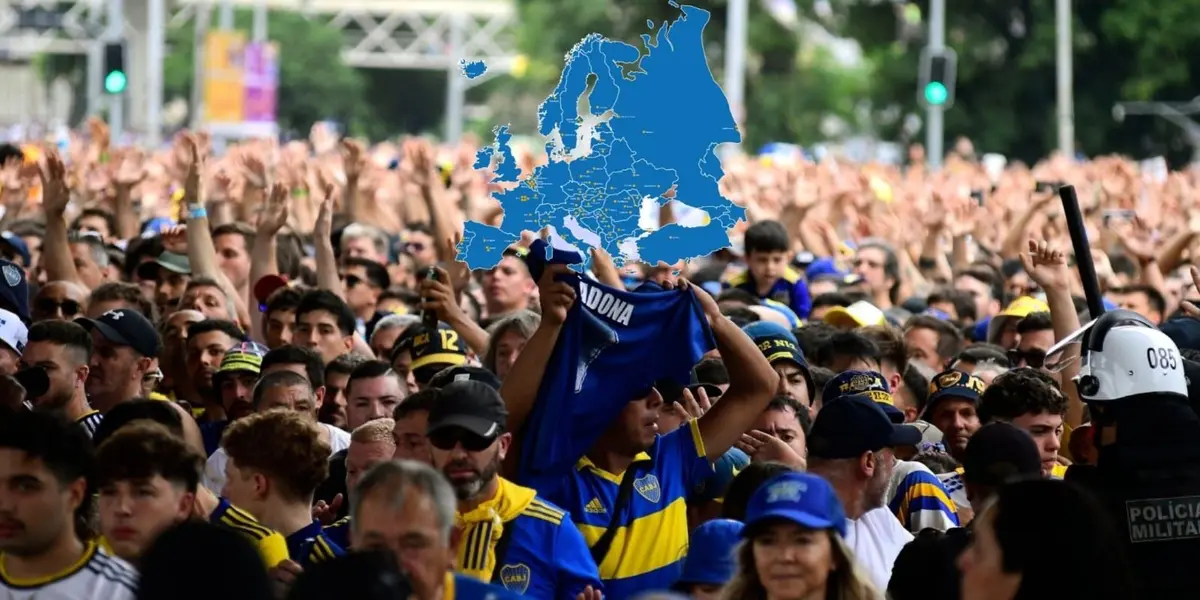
[457,2,744,271]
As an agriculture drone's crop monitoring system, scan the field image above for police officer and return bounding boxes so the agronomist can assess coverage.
[1063,309,1200,597]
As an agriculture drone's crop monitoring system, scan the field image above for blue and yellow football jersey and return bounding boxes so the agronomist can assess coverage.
[725,266,812,319]
[284,520,345,568]
[534,420,713,599]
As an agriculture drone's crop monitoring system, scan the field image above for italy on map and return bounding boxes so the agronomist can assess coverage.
[457,2,743,271]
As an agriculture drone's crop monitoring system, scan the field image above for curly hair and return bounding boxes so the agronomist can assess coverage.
[221,409,330,503]
[978,367,1067,423]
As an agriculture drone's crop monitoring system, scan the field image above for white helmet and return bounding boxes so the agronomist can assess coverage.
[1068,310,1187,401]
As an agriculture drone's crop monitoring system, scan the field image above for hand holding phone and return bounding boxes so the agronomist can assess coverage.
[420,266,439,330]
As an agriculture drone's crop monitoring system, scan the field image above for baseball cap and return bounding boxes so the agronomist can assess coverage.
[410,322,467,372]
[252,274,290,308]
[962,422,1042,487]
[672,519,744,588]
[0,232,30,267]
[923,369,985,418]
[0,309,26,357]
[217,341,268,375]
[823,370,903,423]
[744,321,814,399]
[1161,318,1200,352]
[0,259,29,322]
[426,380,508,439]
[743,471,847,537]
[807,395,921,459]
[77,308,162,358]
[427,365,502,391]
[136,251,191,280]
[998,296,1049,318]
[823,300,886,329]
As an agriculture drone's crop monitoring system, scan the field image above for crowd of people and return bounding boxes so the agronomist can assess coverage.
[0,120,1194,600]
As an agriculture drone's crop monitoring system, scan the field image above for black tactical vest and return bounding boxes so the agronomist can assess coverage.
[1068,396,1200,597]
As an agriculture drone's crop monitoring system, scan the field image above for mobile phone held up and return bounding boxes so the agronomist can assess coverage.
[1102,209,1137,226]
[1034,181,1063,194]
[970,189,985,206]
[421,266,439,330]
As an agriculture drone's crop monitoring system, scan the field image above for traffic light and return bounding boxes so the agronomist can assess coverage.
[918,47,957,109]
[103,41,126,94]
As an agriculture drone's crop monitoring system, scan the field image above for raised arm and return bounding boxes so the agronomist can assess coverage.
[312,186,344,297]
[1021,239,1085,428]
[38,150,85,286]
[498,263,575,434]
[692,280,780,462]
[248,183,289,343]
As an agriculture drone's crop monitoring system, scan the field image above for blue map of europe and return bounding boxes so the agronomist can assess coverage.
[457,2,744,271]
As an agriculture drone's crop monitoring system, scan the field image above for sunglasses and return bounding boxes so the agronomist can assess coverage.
[1007,348,1047,369]
[35,298,81,317]
[428,428,495,452]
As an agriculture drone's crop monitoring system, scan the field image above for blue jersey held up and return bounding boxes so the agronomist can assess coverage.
[520,239,716,481]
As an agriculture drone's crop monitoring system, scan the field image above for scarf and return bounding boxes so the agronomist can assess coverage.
[454,477,536,583]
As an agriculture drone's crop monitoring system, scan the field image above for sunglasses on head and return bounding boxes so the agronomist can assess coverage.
[35,298,80,317]
[1007,348,1047,369]
[428,428,495,452]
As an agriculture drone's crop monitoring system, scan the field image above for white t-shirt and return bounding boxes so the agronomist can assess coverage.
[842,506,914,592]
[0,541,137,600]
[203,422,351,493]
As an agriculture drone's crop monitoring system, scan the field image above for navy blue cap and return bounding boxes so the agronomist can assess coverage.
[1161,318,1200,352]
[823,370,904,423]
[807,395,922,459]
[77,308,162,358]
[923,369,986,418]
[0,259,29,322]
[0,232,30,267]
[673,519,744,588]
[743,472,846,537]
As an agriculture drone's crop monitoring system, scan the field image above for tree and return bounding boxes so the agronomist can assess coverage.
[821,0,1200,164]
[493,0,869,150]
[163,9,371,135]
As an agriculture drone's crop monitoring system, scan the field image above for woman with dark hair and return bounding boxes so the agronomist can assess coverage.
[957,479,1136,600]
[721,471,883,600]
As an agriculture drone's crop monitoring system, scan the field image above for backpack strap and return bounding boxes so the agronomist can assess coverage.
[589,464,638,565]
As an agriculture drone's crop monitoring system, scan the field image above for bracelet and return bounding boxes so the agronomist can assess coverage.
[187,206,208,220]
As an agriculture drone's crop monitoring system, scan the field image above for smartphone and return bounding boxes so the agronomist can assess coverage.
[420,266,439,330]
[1102,209,1136,225]
[1034,181,1061,194]
[970,189,985,206]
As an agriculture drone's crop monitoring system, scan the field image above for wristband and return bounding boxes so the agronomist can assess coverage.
[188,205,208,220]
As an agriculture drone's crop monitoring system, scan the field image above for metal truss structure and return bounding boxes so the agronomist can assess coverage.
[0,0,518,72]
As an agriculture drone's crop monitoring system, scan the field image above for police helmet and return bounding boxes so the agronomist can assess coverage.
[1072,309,1187,401]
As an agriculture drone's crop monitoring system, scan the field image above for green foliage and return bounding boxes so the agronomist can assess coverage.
[825,0,1200,164]
[502,0,869,150]
[163,9,369,135]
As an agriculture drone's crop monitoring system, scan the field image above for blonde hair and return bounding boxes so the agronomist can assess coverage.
[351,418,397,447]
[719,530,882,600]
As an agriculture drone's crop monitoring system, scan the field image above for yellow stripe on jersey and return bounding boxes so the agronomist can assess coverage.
[0,540,97,587]
[1051,462,1068,479]
[215,503,290,567]
[576,496,690,580]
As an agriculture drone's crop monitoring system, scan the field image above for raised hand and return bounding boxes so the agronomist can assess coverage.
[1020,239,1071,292]
[419,264,465,323]
[340,138,366,181]
[314,183,335,241]
[114,149,146,188]
[38,149,71,216]
[181,133,202,204]
[310,493,342,526]
[257,182,290,235]
[674,386,712,421]
[160,225,188,254]
[678,277,721,323]
[736,429,806,469]
[537,263,577,327]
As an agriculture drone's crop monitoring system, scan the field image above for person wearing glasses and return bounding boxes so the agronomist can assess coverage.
[426,380,602,599]
[31,280,89,322]
[1007,312,1054,372]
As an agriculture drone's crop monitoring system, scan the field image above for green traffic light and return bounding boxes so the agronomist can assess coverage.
[104,71,127,94]
[924,81,947,106]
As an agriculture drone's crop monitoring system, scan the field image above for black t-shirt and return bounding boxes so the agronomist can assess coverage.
[889,526,972,600]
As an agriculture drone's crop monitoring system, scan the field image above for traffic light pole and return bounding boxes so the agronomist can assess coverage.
[926,0,945,170]
[106,0,125,141]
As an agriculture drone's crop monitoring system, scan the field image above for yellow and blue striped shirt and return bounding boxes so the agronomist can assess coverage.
[534,419,713,599]
[888,460,959,533]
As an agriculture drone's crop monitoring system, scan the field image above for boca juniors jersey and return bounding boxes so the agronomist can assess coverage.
[519,239,716,481]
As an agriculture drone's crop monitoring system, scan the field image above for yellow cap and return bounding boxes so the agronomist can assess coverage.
[822,301,886,329]
[999,296,1049,318]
